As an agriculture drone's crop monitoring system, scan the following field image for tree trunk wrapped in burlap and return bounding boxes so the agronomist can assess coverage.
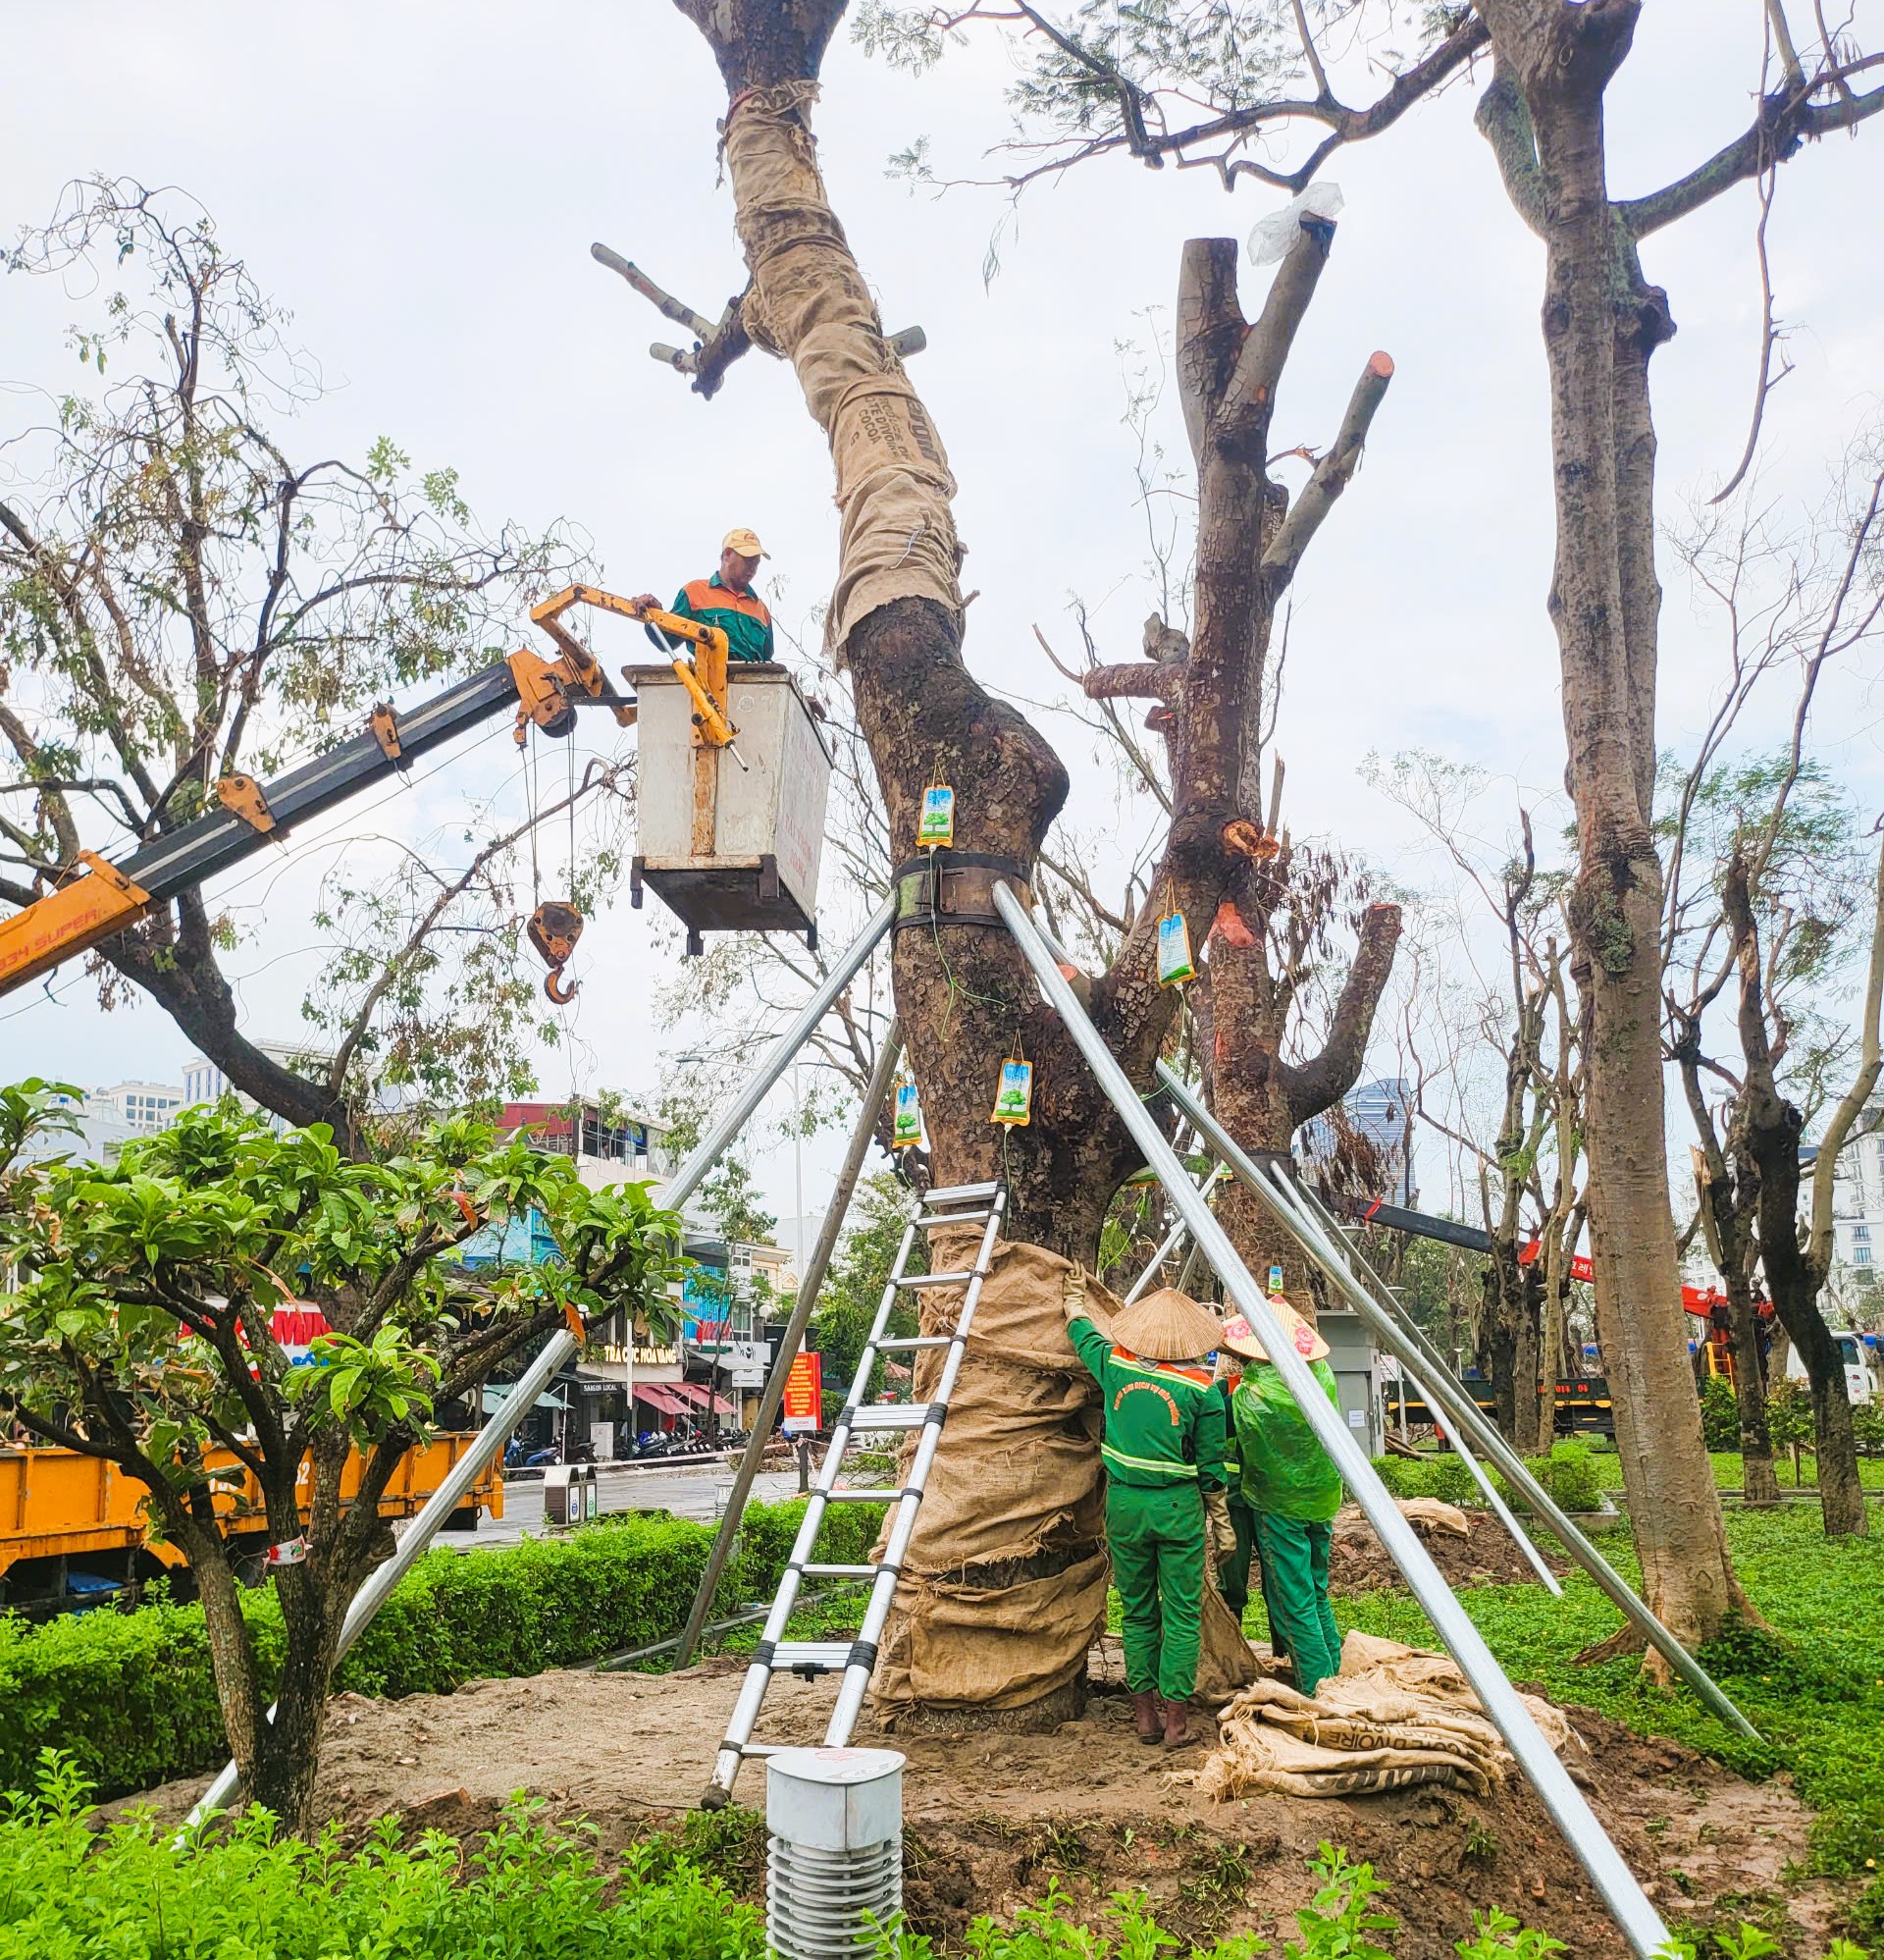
[870,1233,1258,1728]
[722,82,963,658]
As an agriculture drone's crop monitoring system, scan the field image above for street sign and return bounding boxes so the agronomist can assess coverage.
[781,1351,822,1434]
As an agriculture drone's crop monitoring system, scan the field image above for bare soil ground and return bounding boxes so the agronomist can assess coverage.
[1329,1506,1574,1595]
[122,1655,1834,1957]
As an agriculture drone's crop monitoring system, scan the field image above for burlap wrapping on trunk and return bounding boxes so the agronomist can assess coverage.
[869,1234,1258,1721]
[1191,1630,1578,1801]
[722,83,963,658]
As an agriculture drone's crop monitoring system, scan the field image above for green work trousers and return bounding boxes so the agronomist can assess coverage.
[1108,1481,1206,1701]
[1251,1511,1341,1697]
[1221,1493,1257,1620]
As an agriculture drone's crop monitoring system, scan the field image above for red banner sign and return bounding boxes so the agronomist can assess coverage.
[781,1351,822,1433]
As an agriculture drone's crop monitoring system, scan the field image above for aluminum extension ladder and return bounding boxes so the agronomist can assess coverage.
[702,1179,1008,1807]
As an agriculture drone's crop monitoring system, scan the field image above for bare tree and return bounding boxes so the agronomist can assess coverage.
[0,180,592,1147]
[1661,439,1884,1528]
[1367,752,1585,1451]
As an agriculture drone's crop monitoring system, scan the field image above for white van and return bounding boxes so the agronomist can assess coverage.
[1785,1330,1876,1406]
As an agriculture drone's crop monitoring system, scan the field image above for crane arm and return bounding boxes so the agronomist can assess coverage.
[0,632,635,1003]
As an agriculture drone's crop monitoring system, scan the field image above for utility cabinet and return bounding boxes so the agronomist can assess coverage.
[626,662,833,952]
[1320,1308,1383,1457]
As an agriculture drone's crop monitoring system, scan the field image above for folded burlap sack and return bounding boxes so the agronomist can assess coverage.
[1190,1629,1578,1801]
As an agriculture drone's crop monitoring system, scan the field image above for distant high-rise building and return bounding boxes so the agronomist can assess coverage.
[1301,1077,1416,1205]
[183,1041,334,1131]
[93,1081,187,1135]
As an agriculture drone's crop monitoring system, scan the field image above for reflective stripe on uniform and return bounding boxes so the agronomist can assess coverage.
[1101,1444,1199,1479]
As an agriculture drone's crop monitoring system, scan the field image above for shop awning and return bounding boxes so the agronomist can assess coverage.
[480,1383,565,1412]
[671,1381,739,1416]
[633,1383,691,1415]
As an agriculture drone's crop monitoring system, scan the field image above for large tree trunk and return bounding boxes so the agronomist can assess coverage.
[1746,1106,1869,1537]
[1724,849,1871,1537]
[1474,10,1745,1652]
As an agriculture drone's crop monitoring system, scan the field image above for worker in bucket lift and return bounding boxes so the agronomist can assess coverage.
[1063,1269,1232,1752]
[632,527,775,664]
[1221,1298,1345,1696]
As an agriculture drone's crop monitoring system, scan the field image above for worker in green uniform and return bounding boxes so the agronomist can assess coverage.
[1220,1299,1345,1697]
[1063,1274,1228,1750]
[1213,1359,1257,1623]
[631,527,776,663]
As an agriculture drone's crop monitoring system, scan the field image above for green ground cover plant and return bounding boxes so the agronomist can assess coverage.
[1325,1503,1884,1938]
[9,1765,1761,1960]
[0,1496,882,1802]
[1370,1444,1607,1514]
[0,1756,761,1960]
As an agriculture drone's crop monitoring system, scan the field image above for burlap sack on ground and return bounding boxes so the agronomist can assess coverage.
[870,1234,1257,1719]
[1192,1629,1577,1801]
[723,84,963,658]
[1396,1497,1471,1538]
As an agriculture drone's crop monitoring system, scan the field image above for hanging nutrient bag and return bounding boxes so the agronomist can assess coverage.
[991,1057,1033,1126]
[893,1080,923,1148]
[918,782,955,848]
[1157,911,1196,985]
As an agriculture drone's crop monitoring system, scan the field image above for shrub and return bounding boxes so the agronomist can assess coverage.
[0,1753,763,1958]
[1701,1375,1741,1453]
[1850,1401,1884,1459]
[1524,1443,1604,1515]
[0,1496,883,1800]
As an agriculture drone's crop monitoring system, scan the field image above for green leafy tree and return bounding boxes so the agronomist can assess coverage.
[0,1092,678,1831]
[811,1171,922,1403]
[0,178,609,1148]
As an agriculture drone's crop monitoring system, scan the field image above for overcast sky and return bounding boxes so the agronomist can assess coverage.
[3,2,1881,1229]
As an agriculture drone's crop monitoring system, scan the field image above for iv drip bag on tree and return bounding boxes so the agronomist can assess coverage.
[991,1058,1033,1127]
[892,1081,923,1148]
[1248,185,1344,264]
[1157,912,1196,986]
[918,783,955,848]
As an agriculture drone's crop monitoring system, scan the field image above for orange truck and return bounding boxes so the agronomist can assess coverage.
[0,1436,502,1616]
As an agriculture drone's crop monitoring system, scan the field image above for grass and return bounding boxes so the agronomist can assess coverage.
[1306,1495,1884,1937]
[1584,1451,1884,1493]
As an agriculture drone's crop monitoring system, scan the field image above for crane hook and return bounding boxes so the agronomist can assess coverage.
[527,900,585,1007]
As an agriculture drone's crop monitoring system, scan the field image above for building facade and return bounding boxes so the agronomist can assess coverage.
[1829,1100,1884,1280]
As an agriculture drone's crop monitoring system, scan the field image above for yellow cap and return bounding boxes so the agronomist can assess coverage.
[721,527,768,559]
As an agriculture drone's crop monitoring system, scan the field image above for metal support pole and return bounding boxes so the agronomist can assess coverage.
[1123,1163,1226,1304]
[1153,1059,1759,1744]
[672,1020,904,1669]
[184,897,896,1830]
[1375,1352,1560,1596]
[996,884,1672,1960]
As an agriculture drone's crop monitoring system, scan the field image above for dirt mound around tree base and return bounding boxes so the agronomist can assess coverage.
[1330,1504,1573,1594]
[119,1658,1836,1959]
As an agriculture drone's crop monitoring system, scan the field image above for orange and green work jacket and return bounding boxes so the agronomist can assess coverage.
[1067,1315,1227,1490]
[647,574,775,664]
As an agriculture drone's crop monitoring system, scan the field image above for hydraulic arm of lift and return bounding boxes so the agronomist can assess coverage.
[0,586,732,1005]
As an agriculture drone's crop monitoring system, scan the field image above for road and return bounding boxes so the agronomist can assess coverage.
[418,1457,811,1554]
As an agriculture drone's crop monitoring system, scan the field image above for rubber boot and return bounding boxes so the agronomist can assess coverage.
[1163,1698,1198,1751]
[1132,1691,1163,1746]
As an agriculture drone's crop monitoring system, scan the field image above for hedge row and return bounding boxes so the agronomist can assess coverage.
[0,1497,883,1803]
[1369,1441,1607,1516]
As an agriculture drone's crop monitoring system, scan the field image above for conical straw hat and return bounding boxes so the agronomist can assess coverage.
[1110,1288,1224,1363]
[1220,1298,1330,1364]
